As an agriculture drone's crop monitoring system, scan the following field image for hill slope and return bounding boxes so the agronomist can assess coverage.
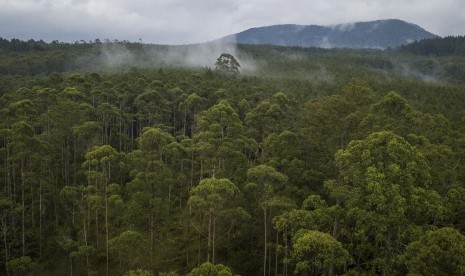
[399,35,465,56]
[219,19,438,49]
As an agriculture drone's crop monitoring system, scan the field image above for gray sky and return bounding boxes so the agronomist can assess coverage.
[0,0,464,44]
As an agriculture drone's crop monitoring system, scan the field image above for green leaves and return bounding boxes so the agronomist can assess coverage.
[109,230,149,270]
[215,53,240,75]
[189,178,241,214]
[404,227,465,276]
[187,262,234,276]
[291,230,351,275]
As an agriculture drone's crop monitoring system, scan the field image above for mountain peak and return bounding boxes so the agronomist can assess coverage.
[218,19,438,49]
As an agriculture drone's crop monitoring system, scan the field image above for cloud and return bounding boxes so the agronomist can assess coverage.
[0,0,464,44]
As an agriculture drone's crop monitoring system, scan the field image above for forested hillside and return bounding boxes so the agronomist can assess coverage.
[1,38,465,275]
[218,19,437,48]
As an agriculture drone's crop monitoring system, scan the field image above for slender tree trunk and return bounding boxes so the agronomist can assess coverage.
[197,231,201,267]
[87,201,91,244]
[30,179,35,229]
[186,212,190,269]
[329,203,339,276]
[84,222,90,276]
[180,161,184,209]
[54,177,59,228]
[268,230,271,276]
[275,232,278,276]
[82,191,90,276]
[39,181,43,259]
[263,207,267,276]
[119,115,123,151]
[70,256,74,276]
[21,160,25,257]
[207,211,212,262]
[150,215,154,274]
[95,209,99,248]
[212,216,216,264]
[183,111,187,137]
[73,138,77,185]
[284,234,288,276]
[168,181,172,211]
[200,161,203,181]
[105,178,109,276]
[190,153,194,190]
[5,144,11,199]
[173,106,176,135]
[2,219,9,276]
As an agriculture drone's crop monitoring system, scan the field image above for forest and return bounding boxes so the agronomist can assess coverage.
[1,36,465,275]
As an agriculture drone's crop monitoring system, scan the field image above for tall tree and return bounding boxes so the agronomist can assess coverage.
[246,165,289,276]
[188,178,245,264]
[83,145,119,276]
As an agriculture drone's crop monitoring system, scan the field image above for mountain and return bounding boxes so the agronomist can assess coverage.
[218,19,438,49]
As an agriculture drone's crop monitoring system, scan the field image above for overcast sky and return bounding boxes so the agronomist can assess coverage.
[1,0,464,44]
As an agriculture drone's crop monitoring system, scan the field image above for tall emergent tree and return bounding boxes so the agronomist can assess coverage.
[215,53,240,75]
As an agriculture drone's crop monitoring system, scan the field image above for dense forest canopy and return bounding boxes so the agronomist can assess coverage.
[1,37,465,275]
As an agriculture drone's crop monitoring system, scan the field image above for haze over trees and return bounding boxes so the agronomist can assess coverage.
[0,37,465,275]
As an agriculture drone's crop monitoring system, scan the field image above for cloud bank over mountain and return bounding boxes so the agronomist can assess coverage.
[0,0,463,44]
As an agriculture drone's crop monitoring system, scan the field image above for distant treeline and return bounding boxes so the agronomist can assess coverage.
[399,36,465,56]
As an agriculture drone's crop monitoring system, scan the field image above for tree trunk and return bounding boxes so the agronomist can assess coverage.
[150,215,154,274]
[105,180,109,276]
[2,218,9,276]
[284,234,288,276]
[21,161,25,257]
[39,180,43,259]
[173,106,177,135]
[82,192,90,276]
[329,204,339,276]
[212,216,216,264]
[70,256,74,276]
[275,232,278,276]
[190,153,194,191]
[105,193,109,276]
[263,207,267,276]
[207,211,212,262]
[197,231,201,267]
[95,209,99,248]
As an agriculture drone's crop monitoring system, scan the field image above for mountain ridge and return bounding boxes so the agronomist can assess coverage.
[217,19,438,49]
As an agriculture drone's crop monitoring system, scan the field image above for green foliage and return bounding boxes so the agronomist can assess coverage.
[399,35,465,56]
[291,230,351,275]
[187,262,234,276]
[124,269,153,276]
[215,53,240,74]
[403,227,465,275]
[7,256,35,274]
[1,39,465,276]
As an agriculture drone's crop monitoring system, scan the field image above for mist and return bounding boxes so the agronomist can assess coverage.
[82,41,258,74]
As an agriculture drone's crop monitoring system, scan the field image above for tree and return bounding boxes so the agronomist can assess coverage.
[188,178,246,264]
[124,269,153,276]
[195,100,247,180]
[0,195,14,276]
[361,91,418,137]
[273,194,341,275]
[328,131,439,274]
[128,127,175,272]
[109,230,149,273]
[291,230,351,275]
[245,93,290,142]
[187,262,233,276]
[83,145,119,276]
[215,53,240,74]
[246,165,290,276]
[404,227,465,275]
